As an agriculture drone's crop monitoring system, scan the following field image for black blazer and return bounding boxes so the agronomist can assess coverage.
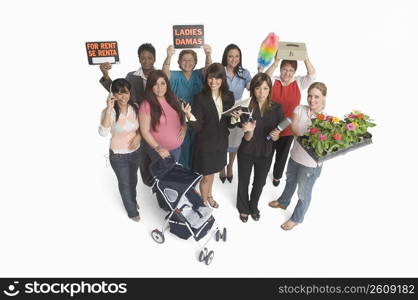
[239,102,284,157]
[189,90,235,153]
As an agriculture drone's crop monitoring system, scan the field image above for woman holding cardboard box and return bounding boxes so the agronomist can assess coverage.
[263,52,316,188]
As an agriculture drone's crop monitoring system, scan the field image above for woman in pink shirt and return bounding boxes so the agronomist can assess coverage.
[139,70,186,163]
[99,78,142,222]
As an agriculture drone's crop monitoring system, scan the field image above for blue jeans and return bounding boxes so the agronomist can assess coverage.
[109,147,141,218]
[277,158,322,223]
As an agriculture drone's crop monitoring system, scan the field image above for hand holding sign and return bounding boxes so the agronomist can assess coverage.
[202,44,212,56]
[100,62,112,79]
[167,45,175,58]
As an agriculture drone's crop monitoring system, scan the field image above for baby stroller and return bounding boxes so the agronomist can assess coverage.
[149,156,226,265]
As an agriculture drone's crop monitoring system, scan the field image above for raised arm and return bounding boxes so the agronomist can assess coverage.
[98,95,115,136]
[304,56,315,76]
[202,44,212,69]
[99,62,113,92]
[264,52,281,77]
[100,95,115,128]
[162,45,175,80]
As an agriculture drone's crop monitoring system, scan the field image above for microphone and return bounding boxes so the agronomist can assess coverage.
[266,117,292,140]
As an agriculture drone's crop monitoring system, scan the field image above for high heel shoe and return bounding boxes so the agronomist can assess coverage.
[226,175,233,183]
[239,214,248,223]
[219,175,226,183]
[251,213,260,221]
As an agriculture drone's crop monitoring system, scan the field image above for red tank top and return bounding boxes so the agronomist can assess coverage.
[271,79,301,136]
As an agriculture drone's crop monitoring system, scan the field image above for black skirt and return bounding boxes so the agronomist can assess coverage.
[192,149,227,175]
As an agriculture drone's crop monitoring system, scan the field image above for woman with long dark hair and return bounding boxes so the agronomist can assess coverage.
[236,73,284,222]
[139,70,186,162]
[99,78,142,222]
[186,63,234,208]
[219,44,252,183]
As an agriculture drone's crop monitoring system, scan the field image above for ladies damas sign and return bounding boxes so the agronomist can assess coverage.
[172,25,204,49]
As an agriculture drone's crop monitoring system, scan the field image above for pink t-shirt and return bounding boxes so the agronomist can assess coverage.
[139,98,183,151]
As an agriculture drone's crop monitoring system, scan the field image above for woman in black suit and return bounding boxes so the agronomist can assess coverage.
[236,73,284,222]
[184,63,234,208]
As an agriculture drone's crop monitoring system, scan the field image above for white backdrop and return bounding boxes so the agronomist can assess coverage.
[1,0,417,277]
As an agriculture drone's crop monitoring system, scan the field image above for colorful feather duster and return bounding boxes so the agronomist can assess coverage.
[257,33,279,68]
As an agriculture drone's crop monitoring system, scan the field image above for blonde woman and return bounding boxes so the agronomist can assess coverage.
[269,82,327,230]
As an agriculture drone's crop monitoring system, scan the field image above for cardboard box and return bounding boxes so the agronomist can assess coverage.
[276,41,307,61]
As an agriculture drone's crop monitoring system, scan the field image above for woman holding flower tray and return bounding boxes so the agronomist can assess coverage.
[268,82,326,231]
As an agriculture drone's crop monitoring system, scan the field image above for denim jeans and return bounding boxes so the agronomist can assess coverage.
[277,157,322,223]
[109,147,141,218]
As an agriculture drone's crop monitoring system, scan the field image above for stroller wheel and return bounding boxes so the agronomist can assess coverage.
[199,251,205,262]
[222,227,227,242]
[151,229,165,244]
[215,230,221,242]
[205,250,214,265]
[198,248,208,262]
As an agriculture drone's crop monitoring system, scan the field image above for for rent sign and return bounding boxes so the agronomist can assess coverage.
[85,41,119,65]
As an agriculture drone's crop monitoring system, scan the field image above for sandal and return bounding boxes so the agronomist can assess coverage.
[207,196,219,208]
[268,200,287,209]
[239,214,248,223]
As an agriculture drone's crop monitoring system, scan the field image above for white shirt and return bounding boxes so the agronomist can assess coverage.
[133,67,147,88]
[290,105,322,168]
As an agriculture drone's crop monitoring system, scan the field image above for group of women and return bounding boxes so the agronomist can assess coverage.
[98,41,328,231]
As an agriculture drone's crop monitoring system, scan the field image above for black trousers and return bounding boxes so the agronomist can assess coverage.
[237,151,273,215]
[139,144,153,187]
[272,135,294,180]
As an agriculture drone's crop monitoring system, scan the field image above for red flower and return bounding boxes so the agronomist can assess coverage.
[316,113,326,120]
[326,116,333,121]
[310,127,319,134]
[332,133,342,141]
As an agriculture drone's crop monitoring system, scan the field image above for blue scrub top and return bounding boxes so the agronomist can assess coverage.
[169,68,204,104]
